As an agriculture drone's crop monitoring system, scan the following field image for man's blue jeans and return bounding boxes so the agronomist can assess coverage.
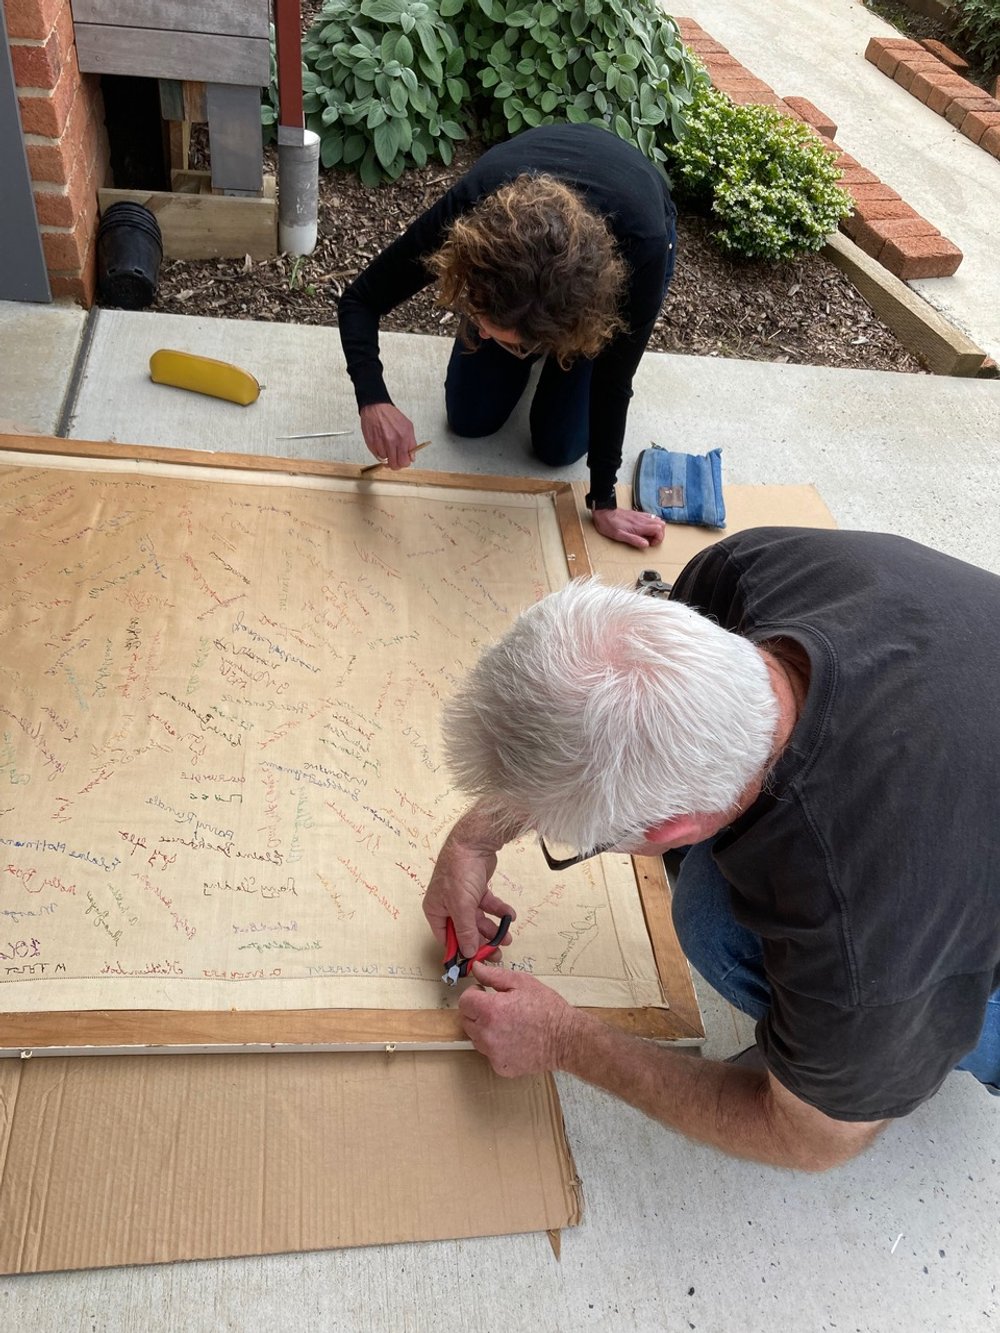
[444,219,678,463]
[671,839,1000,1094]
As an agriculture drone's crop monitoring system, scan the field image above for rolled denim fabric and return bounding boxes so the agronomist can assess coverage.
[632,444,726,529]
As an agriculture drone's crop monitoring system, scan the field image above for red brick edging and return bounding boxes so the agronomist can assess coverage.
[675,18,963,279]
[865,36,1000,158]
[3,0,110,304]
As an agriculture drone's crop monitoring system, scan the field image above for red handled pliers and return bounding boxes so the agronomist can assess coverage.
[441,913,512,985]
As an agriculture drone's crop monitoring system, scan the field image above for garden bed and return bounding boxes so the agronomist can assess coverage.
[154,137,924,375]
[154,0,924,373]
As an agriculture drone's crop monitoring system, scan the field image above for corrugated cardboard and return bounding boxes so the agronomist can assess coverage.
[0,1051,580,1274]
[580,482,838,590]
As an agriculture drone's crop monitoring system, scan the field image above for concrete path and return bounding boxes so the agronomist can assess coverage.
[70,308,1000,570]
[674,0,1000,362]
[0,300,86,435]
[2,297,1000,1331]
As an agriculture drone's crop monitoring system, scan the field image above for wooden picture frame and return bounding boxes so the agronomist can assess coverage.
[0,435,704,1056]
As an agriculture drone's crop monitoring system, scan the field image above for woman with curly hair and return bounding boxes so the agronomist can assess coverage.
[338,123,677,549]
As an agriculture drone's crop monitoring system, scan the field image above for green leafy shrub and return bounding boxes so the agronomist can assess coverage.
[301,0,703,184]
[453,0,703,167]
[302,0,469,186]
[663,86,852,260]
[951,0,1000,81]
[261,25,280,145]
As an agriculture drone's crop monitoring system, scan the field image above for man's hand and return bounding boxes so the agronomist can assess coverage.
[423,805,516,958]
[360,402,419,469]
[591,507,666,550]
[461,967,886,1168]
[459,963,575,1077]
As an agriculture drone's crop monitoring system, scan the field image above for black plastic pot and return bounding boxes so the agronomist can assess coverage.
[96,202,163,309]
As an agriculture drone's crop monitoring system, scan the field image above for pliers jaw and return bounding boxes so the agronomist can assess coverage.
[441,913,512,986]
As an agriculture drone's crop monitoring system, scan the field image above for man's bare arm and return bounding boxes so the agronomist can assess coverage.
[461,966,886,1172]
[564,1009,884,1171]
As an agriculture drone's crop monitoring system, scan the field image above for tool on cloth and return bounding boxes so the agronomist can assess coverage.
[635,569,673,598]
[148,349,260,406]
[360,440,431,474]
[441,913,512,986]
[276,429,351,440]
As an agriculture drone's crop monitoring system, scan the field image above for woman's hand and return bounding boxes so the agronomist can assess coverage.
[591,506,666,549]
[359,402,419,469]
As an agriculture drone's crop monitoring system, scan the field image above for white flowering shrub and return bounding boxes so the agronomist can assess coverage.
[664,86,852,260]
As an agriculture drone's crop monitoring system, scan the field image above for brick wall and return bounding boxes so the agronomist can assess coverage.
[4,0,109,304]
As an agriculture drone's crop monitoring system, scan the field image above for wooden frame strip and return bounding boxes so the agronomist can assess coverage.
[0,434,587,494]
[633,856,704,1039]
[97,187,276,261]
[74,26,270,86]
[0,1000,701,1055]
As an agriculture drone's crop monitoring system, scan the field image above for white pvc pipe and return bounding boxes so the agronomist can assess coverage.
[278,127,320,257]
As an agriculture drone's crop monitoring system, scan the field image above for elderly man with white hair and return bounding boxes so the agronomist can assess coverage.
[423,527,1000,1171]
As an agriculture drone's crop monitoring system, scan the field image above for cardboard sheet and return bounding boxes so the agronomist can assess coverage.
[0,454,663,1019]
[0,1051,581,1273]
[580,482,838,591]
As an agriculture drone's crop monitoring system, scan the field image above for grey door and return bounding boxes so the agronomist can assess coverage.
[0,6,51,302]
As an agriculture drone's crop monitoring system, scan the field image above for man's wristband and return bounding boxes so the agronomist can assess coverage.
[585,491,618,512]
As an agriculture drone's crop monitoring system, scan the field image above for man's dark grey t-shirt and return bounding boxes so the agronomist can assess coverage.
[671,527,1000,1121]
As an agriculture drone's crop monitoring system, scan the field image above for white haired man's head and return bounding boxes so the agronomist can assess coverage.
[443,578,779,852]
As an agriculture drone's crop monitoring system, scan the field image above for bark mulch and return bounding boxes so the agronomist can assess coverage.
[156,139,924,374]
[154,0,928,373]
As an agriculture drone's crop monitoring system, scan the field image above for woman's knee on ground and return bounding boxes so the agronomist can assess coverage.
[446,405,511,439]
[529,429,588,469]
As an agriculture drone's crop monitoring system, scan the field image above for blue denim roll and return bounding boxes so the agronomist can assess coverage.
[632,444,726,528]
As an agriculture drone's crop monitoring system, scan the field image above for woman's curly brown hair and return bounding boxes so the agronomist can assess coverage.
[426,174,628,368]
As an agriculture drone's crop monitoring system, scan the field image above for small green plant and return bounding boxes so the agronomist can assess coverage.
[261,24,280,144]
[951,0,1000,81]
[302,0,468,185]
[663,86,852,260]
[454,0,703,167]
